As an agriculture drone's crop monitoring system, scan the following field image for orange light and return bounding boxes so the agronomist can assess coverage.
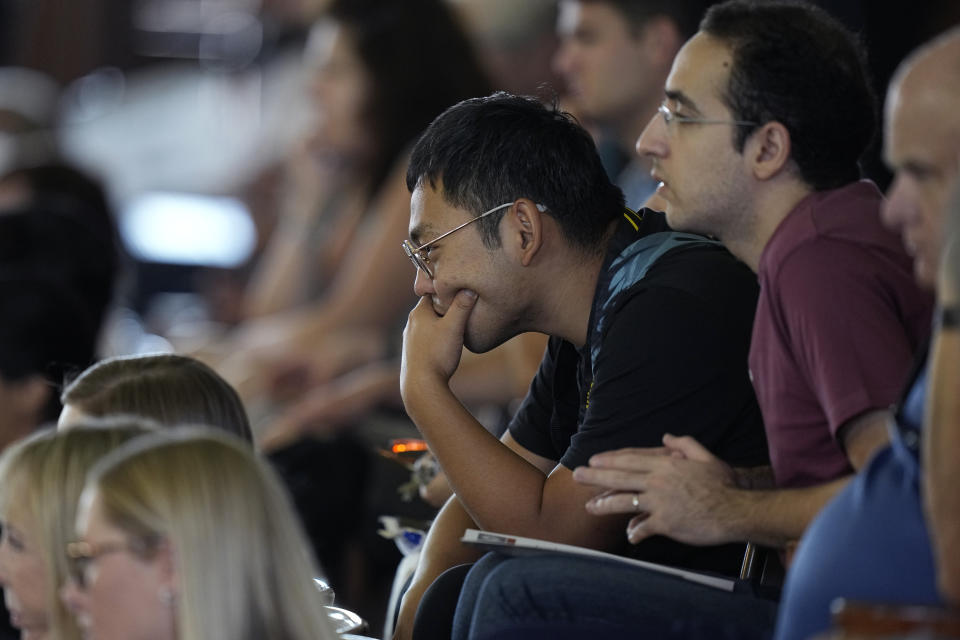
[391,439,429,454]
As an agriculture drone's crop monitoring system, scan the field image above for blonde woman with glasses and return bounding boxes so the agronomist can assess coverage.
[0,421,155,640]
[61,429,337,640]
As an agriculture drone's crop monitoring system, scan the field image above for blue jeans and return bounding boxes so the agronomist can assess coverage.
[453,553,778,640]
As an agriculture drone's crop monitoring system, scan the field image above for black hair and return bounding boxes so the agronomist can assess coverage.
[406,92,625,253]
[700,0,877,190]
[0,275,97,421]
[578,0,709,40]
[0,163,120,331]
[327,0,492,193]
[0,202,117,333]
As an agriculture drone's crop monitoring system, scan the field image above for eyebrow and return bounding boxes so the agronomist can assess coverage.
[408,223,436,247]
[664,89,702,115]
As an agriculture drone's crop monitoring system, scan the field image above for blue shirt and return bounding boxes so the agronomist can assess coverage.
[773,365,943,640]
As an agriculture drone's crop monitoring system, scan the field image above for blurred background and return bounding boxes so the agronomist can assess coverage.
[0,0,955,351]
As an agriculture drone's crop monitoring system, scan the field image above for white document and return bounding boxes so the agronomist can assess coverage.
[461,528,736,592]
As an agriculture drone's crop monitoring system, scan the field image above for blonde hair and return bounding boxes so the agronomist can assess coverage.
[0,419,156,640]
[61,354,253,443]
[87,429,336,640]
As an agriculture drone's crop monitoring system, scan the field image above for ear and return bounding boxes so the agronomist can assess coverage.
[746,122,792,181]
[504,199,545,267]
[154,538,179,599]
[638,16,683,69]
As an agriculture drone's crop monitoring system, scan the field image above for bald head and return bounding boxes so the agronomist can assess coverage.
[881,27,960,290]
[888,28,960,143]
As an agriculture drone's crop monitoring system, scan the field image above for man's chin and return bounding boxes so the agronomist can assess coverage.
[463,331,510,354]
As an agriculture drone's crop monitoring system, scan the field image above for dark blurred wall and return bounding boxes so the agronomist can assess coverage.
[0,0,134,83]
[819,0,960,188]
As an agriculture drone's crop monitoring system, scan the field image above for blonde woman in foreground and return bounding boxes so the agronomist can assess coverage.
[0,421,155,640]
[61,428,337,640]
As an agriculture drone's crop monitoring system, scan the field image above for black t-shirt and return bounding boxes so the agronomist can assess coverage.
[509,209,768,575]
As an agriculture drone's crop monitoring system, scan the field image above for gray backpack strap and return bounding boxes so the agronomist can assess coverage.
[590,232,721,374]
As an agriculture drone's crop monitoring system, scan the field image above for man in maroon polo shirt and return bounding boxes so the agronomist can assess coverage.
[576,0,931,555]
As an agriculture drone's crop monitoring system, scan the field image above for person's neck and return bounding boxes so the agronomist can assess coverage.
[533,223,616,348]
[724,180,814,273]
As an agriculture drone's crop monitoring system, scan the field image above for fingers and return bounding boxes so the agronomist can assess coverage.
[627,513,656,544]
[407,289,477,337]
[408,294,436,318]
[585,489,647,516]
[587,446,671,470]
[573,466,649,491]
[583,491,661,544]
[443,288,477,331]
[662,433,714,462]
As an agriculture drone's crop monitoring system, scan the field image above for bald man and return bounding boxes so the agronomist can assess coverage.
[773,26,960,640]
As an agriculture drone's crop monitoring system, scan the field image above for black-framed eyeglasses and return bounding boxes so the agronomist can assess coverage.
[657,102,758,127]
[66,538,155,589]
[402,201,546,278]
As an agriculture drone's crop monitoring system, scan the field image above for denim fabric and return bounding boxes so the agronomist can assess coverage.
[455,553,778,640]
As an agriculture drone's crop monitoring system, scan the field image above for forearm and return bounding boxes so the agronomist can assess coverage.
[396,497,482,640]
[718,476,851,547]
[924,328,960,604]
[244,219,312,318]
[403,380,551,535]
[733,465,776,490]
[410,496,484,588]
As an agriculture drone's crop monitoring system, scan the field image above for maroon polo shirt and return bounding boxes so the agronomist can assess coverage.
[748,180,931,488]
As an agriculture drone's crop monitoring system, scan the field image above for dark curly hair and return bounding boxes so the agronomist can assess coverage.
[701,0,877,190]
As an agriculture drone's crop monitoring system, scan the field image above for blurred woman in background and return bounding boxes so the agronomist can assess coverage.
[220,0,492,402]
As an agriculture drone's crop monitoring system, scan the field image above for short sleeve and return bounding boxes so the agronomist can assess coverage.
[775,240,921,437]
[508,337,579,461]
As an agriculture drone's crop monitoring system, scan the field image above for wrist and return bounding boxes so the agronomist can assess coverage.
[732,465,775,490]
[716,485,763,543]
[400,369,453,416]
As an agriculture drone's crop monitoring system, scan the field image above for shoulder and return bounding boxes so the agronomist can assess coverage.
[644,241,758,302]
[767,235,904,304]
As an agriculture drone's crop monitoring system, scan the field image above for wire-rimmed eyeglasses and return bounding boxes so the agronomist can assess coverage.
[402,201,545,278]
[66,537,157,589]
[657,102,758,127]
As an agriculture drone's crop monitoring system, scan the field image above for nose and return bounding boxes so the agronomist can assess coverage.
[881,172,915,233]
[413,267,435,298]
[636,111,668,159]
[552,40,576,78]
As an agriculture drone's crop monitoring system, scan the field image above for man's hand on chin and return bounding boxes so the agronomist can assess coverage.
[400,289,478,404]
